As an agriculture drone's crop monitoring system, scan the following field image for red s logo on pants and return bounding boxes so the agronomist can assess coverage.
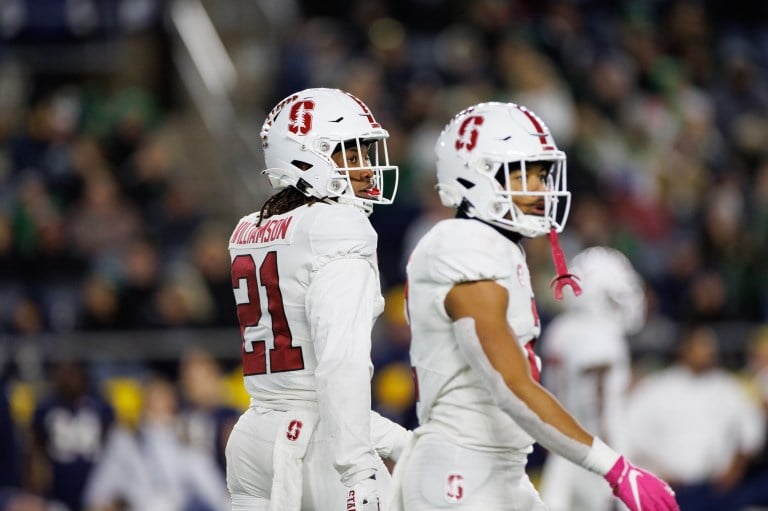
[446,474,464,502]
[286,419,303,441]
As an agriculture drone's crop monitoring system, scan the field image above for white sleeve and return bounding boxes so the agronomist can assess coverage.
[370,410,411,462]
[728,380,766,455]
[453,317,619,474]
[308,256,380,486]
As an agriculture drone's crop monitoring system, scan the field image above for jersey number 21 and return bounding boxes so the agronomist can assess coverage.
[232,252,304,375]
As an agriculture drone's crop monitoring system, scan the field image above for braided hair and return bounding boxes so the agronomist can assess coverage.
[257,187,321,226]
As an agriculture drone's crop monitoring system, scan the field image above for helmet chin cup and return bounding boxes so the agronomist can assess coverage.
[328,178,348,195]
[486,200,509,220]
[437,184,462,208]
[262,168,293,190]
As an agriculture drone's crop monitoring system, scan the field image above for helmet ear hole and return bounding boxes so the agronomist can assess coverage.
[291,160,313,171]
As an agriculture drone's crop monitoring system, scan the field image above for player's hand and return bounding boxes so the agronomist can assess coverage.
[346,476,381,511]
[604,456,680,511]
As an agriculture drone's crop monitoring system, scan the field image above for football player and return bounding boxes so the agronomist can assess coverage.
[539,246,647,511]
[391,102,679,511]
[225,88,410,511]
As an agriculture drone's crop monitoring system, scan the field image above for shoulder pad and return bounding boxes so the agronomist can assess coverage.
[309,203,377,260]
[421,220,513,284]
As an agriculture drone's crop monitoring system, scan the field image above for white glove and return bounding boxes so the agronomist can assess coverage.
[346,476,381,511]
[388,429,413,463]
[370,411,411,462]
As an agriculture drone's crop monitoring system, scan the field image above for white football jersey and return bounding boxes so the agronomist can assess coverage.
[406,218,541,451]
[538,312,632,511]
[228,202,384,411]
[541,312,630,446]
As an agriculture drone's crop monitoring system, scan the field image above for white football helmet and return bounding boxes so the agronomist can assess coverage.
[434,102,570,237]
[260,88,398,215]
[564,246,647,335]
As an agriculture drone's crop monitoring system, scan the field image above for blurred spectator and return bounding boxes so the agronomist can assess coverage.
[149,180,205,262]
[0,489,64,511]
[67,172,143,265]
[731,325,768,508]
[115,237,160,329]
[188,223,237,328]
[5,296,46,336]
[176,349,240,475]
[116,133,173,224]
[747,326,768,414]
[497,36,577,146]
[28,360,115,511]
[0,377,20,488]
[625,326,765,511]
[84,375,229,511]
[371,285,416,430]
[74,275,122,331]
[1,359,64,511]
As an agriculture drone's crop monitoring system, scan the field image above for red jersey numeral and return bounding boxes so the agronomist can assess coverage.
[530,297,540,327]
[231,252,304,375]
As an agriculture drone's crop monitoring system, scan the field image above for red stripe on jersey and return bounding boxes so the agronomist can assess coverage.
[524,340,540,382]
[412,366,420,402]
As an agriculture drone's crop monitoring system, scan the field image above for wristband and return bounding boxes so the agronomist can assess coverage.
[580,437,621,476]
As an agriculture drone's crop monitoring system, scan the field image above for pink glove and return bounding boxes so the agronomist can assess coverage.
[604,456,680,511]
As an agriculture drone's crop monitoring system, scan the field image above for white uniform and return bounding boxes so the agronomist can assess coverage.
[225,202,404,511]
[402,218,546,510]
[539,312,631,511]
[85,424,230,511]
[625,366,765,484]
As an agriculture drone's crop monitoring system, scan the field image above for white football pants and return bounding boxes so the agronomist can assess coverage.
[225,406,391,511]
[401,433,546,510]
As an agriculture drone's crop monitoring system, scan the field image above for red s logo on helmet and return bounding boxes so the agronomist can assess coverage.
[288,100,315,135]
[455,115,484,151]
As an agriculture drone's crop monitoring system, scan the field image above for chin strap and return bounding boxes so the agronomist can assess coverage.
[547,228,582,300]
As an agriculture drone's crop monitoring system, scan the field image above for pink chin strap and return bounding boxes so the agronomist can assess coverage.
[547,228,582,300]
